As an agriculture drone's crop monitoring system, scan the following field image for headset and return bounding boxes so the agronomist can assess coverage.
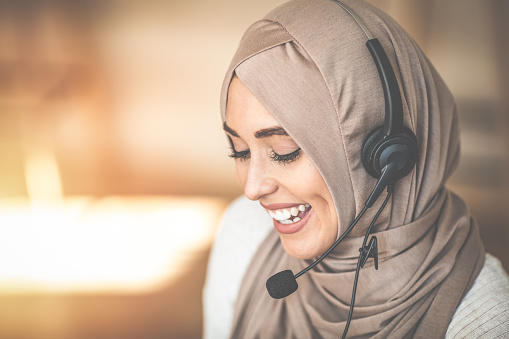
[265,1,419,338]
[326,0,419,190]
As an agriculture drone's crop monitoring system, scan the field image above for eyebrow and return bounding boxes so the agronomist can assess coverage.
[223,122,289,139]
[255,127,289,138]
[223,122,239,137]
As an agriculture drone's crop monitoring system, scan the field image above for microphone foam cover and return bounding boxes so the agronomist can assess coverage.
[266,270,298,299]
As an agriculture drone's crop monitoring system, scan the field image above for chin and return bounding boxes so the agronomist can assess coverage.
[280,237,325,260]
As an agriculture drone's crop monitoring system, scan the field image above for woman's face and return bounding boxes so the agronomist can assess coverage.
[224,76,338,259]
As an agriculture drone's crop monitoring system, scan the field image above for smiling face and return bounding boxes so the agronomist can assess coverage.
[224,76,338,259]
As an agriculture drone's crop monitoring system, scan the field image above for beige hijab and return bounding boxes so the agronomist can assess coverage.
[220,0,485,338]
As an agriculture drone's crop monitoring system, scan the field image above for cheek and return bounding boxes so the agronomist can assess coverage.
[296,161,337,225]
[291,161,327,196]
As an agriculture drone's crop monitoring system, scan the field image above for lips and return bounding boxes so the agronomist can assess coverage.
[261,202,313,234]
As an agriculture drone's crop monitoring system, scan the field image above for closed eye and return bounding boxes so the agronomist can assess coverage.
[228,148,251,161]
[270,148,301,165]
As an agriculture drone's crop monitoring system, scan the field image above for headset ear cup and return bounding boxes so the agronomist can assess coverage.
[362,126,419,180]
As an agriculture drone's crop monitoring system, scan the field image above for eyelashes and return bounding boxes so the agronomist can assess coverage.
[229,148,302,165]
[228,149,251,161]
[270,148,302,165]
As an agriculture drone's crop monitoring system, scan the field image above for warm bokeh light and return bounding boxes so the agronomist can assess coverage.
[0,196,227,294]
[23,147,64,206]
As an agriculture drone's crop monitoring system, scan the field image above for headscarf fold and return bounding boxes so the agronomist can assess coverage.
[220,0,485,338]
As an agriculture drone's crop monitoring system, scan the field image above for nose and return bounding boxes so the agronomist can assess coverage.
[241,157,278,201]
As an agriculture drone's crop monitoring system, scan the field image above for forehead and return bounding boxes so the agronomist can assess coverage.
[225,76,281,134]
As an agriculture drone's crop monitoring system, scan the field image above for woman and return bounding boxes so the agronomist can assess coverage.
[204,0,509,338]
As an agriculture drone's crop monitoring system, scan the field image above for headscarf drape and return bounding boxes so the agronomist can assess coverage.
[220,0,485,338]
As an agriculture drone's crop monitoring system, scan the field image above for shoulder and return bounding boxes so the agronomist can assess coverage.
[202,196,273,339]
[446,253,509,338]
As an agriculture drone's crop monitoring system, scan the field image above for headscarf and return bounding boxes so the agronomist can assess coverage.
[220,0,485,338]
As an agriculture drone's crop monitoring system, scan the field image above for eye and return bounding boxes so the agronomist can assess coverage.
[270,148,301,165]
[228,148,251,161]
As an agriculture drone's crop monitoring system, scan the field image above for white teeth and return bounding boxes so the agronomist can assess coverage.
[290,207,299,216]
[275,210,285,221]
[266,204,311,223]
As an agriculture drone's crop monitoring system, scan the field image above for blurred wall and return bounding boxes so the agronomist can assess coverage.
[0,0,296,199]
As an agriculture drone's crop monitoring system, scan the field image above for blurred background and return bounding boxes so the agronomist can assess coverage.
[0,0,507,338]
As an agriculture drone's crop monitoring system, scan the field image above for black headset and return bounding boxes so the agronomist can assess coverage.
[360,36,419,185]
[334,0,420,187]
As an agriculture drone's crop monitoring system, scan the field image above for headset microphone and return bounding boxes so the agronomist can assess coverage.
[266,269,298,299]
[266,163,397,299]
